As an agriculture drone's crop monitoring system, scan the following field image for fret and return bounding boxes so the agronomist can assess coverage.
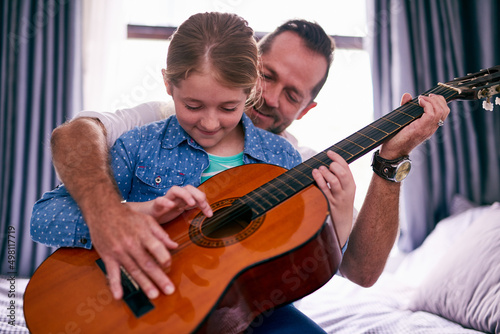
[376,117,405,133]
[265,181,288,197]
[400,105,424,118]
[395,107,418,119]
[242,193,267,212]
[241,173,313,217]
[290,164,316,182]
[241,188,281,215]
[272,176,305,195]
[352,131,377,146]
[251,185,281,204]
[332,141,360,157]
[381,117,402,127]
[281,170,308,186]
[345,138,365,149]
[308,154,330,168]
[367,124,389,135]
[389,109,416,123]
[361,125,388,142]
[339,139,364,154]
[331,146,354,161]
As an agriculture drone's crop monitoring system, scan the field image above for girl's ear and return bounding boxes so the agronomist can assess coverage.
[162,69,173,96]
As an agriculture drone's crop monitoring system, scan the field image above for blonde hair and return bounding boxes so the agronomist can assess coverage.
[164,12,259,100]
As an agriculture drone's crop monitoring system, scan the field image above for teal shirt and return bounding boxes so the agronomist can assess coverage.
[201,152,244,183]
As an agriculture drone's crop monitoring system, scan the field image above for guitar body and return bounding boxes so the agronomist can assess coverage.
[24,163,342,334]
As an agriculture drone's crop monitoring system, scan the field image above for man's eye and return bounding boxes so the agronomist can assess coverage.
[287,93,299,104]
[261,73,272,80]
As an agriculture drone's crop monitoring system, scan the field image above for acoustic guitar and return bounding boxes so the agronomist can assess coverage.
[24,66,500,333]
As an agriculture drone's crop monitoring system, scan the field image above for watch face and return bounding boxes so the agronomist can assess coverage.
[395,161,411,182]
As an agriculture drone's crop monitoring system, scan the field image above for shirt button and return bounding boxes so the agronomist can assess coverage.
[80,238,88,245]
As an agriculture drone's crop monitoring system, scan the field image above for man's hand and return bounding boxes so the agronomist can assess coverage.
[86,204,179,300]
[380,93,450,159]
[312,150,356,248]
[91,186,212,301]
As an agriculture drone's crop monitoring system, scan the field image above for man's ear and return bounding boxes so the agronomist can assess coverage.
[162,69,173,96]
[296,101,317,120]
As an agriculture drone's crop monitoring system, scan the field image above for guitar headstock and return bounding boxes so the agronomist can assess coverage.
[438,65,500,110]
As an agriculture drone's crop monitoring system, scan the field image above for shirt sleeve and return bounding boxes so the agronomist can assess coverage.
[74,101,174,147]
[30,185,92,249]
[29,129,142,250]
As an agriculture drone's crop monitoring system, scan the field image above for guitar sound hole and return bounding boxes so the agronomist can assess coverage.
[201,204,253,239]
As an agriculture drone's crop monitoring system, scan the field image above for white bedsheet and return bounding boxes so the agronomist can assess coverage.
[0,277,29,334]
[295,273,484,334]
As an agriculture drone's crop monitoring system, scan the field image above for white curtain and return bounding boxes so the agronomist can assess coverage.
[82,0,127,111]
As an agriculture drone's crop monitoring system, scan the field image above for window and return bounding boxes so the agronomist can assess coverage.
[83,0,373,209]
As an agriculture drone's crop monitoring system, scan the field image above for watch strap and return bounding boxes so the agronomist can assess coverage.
[371,150,410,182]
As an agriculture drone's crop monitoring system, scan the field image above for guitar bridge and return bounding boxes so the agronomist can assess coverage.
[96,259,155,318]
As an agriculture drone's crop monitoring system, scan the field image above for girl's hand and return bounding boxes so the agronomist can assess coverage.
[312,150,356,248]
[128,185,213,224]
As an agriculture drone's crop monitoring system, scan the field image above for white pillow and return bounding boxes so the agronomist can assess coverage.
[394,204,492,286]
[409,203,500,333]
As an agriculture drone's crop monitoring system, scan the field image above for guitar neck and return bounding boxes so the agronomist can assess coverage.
[241,83,462,218]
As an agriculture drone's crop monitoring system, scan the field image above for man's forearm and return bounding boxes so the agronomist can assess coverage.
[339,174,400,287]
[51,117,123,215]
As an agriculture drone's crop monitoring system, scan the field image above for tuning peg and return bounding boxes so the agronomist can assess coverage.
[483,98,494,111]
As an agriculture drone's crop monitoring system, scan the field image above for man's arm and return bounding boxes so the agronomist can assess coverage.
[50,117,178,299]
[339,93,450,286]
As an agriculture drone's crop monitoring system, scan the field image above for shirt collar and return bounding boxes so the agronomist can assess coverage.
[160,116,192,149]
[240,113,267,161]
[160,114,268,162]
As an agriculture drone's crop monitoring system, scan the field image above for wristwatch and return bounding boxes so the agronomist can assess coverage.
[371,150,411,182]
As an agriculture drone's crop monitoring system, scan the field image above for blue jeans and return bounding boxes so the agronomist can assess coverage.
[244,304,326,334]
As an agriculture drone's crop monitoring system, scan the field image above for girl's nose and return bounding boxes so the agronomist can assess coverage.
[199,114,220,131]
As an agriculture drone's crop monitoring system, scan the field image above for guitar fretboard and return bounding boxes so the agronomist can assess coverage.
[240,84,460,218]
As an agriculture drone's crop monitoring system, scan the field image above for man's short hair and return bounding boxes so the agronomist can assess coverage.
[258,20,335,102]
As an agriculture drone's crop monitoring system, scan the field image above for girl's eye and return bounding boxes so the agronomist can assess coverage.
[185,104,202,110]
[222,107,237,112]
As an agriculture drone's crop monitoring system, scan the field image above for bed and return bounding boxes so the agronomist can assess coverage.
[2,198,499,334]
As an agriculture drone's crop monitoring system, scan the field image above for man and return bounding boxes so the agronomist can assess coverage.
[47,18,448,312]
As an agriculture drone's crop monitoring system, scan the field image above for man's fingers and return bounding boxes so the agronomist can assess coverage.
[150,220,179,249]
[400,93,413,105]
[144,231,176,266]
[103,259,123,300]
[419,94,450,129]
[121,255,161,300]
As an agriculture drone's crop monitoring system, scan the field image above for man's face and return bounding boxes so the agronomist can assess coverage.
[245,31,328,134]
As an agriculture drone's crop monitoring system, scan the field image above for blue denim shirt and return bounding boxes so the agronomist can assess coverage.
[30,114,302,249]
